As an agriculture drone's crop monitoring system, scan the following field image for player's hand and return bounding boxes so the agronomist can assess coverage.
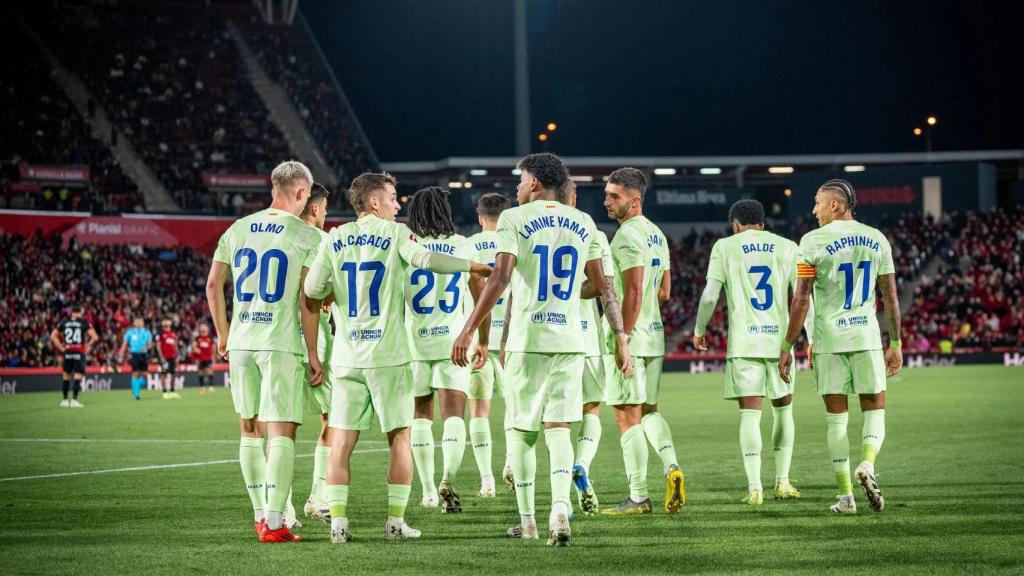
[692,334,707,352]
[323,294,335,308]
[615,334,634,379]
[806,343,813,369]
[469,262,493,277]
[451,330,473,367]
[217,340,229,360]
[884,347,903,377]
[471,343,488,370]
[307,356,324,387]
[779,350,793,384]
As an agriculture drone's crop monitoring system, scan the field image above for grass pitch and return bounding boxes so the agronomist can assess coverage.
[1,365,1022,575]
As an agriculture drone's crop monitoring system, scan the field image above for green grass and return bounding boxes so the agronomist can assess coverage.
[1,365,1023,575]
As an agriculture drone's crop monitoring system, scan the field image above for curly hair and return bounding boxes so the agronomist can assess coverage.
[408,186,455,238]
[517,153,568,192]
[728,199,765,226]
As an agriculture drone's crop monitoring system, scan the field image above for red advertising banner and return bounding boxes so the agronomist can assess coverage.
[18,164,91,183]
[61,216,180,248]
[202,173,271,189]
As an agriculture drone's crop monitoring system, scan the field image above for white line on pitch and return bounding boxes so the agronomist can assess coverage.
[0,438,386,445]
[0,447,391,483]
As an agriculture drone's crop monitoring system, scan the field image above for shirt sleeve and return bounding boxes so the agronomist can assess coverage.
[494,211,518,257]
[878,235,896,275]
[705,240,726,284]
[213,230,231,264]
[585,216,602,263]
[612,229,646,271]
[796,234,817,279]
[302,230,322,268]
[304,241,334,299]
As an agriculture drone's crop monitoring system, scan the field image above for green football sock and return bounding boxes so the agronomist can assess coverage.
[469,417,493,480]
[575,413,602,473]
[621,424,649,501]
[738,409,762,489]
[441,416,466,483]
[825,412,853,495]
[411,418,436,495]
[641,412,679,474]
[545,427,574,511]
[510,429,538,515]
[772,404,795,482]
[312,445,330,501]
[325,484,349,518]
[861,409,886,465]
[266,436,295,528]
[388,483,411,518]
[238,437,266,521]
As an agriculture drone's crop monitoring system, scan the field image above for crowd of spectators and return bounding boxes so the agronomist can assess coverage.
[240,17,376,183]
[0,232,213,368]
[1,22,141,213]
[35,3,293,213]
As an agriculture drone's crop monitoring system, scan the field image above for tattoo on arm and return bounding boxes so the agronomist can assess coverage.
[600,276,625,335]
[878,273,901,340]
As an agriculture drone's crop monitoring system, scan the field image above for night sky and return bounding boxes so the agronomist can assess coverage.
[302,1,1023,162]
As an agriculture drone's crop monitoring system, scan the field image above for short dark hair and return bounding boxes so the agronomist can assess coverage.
[71,305,83,314]
[728,199,765,226]
[408,186,454,238]
[517,153,567,192]
[820,178,857,212]
[348,172,397,214]
[557,175,576,204]
[476,193,511,220]
[301,182,330,217]
[607,167,647,197]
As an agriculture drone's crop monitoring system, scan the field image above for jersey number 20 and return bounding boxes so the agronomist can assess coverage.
[234,248,288,303]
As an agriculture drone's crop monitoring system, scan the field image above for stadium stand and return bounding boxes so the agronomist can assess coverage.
[0,232,210,368]
[0,24,141,213]
[238,16,376,182]
[34,3,294,212]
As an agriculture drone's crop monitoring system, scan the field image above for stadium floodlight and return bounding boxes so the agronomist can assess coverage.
[470,169,488,176]
[570,175,594,182]
[448,181,464,189]
[699,167,722,175]
[844,165,866,172]
[463,182,473,189]
[927,116,937,126]
[512,169,522,176]
[768,166,794,174]
[784,188,793,196]
[653,168,677,176]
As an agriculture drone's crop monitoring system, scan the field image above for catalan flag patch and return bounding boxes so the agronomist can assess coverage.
[796,262,816,278]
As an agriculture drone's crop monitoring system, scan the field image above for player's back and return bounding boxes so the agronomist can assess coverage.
[707,229,797,358]
[404,233,471,361]
[580,230,613,357]
[610,215,669,357]
[317,215,414,368]
[300,227,335,366]
[798,219,894,354]
[214,207,322,355]
[497,200,600,353]
[59,317,89,352]
[466,230,509,351]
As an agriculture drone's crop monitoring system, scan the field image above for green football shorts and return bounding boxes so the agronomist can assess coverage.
[504,352,584,431]
[229,350,305,424]
[581,355,606,405]
[605,355,663,406]
[329,364,414,432]
[305,362,332,414]
[724,357,792,400]
[411,358,470,398]
[813,350,887,396]
[469,351,503,401]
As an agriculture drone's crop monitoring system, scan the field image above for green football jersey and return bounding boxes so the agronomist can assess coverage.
[495,199,603,354]
[305,215,433,368]
[706,229,798,359]
[212,208,322,354]
[403,234,472,361]
[580,230,613,358]
[797,220,895,354]
[300,227,335,365]
[466,230,509,352]
[608,215,670,357]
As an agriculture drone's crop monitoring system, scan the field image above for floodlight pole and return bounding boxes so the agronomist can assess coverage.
[514,0,530,156]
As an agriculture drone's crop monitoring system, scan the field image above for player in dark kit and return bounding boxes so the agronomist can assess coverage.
[193,323,217,394]
[158,319,181,400]
[50,306,98,408]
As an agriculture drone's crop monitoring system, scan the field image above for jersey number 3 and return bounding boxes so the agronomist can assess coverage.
[748,266,773,311]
